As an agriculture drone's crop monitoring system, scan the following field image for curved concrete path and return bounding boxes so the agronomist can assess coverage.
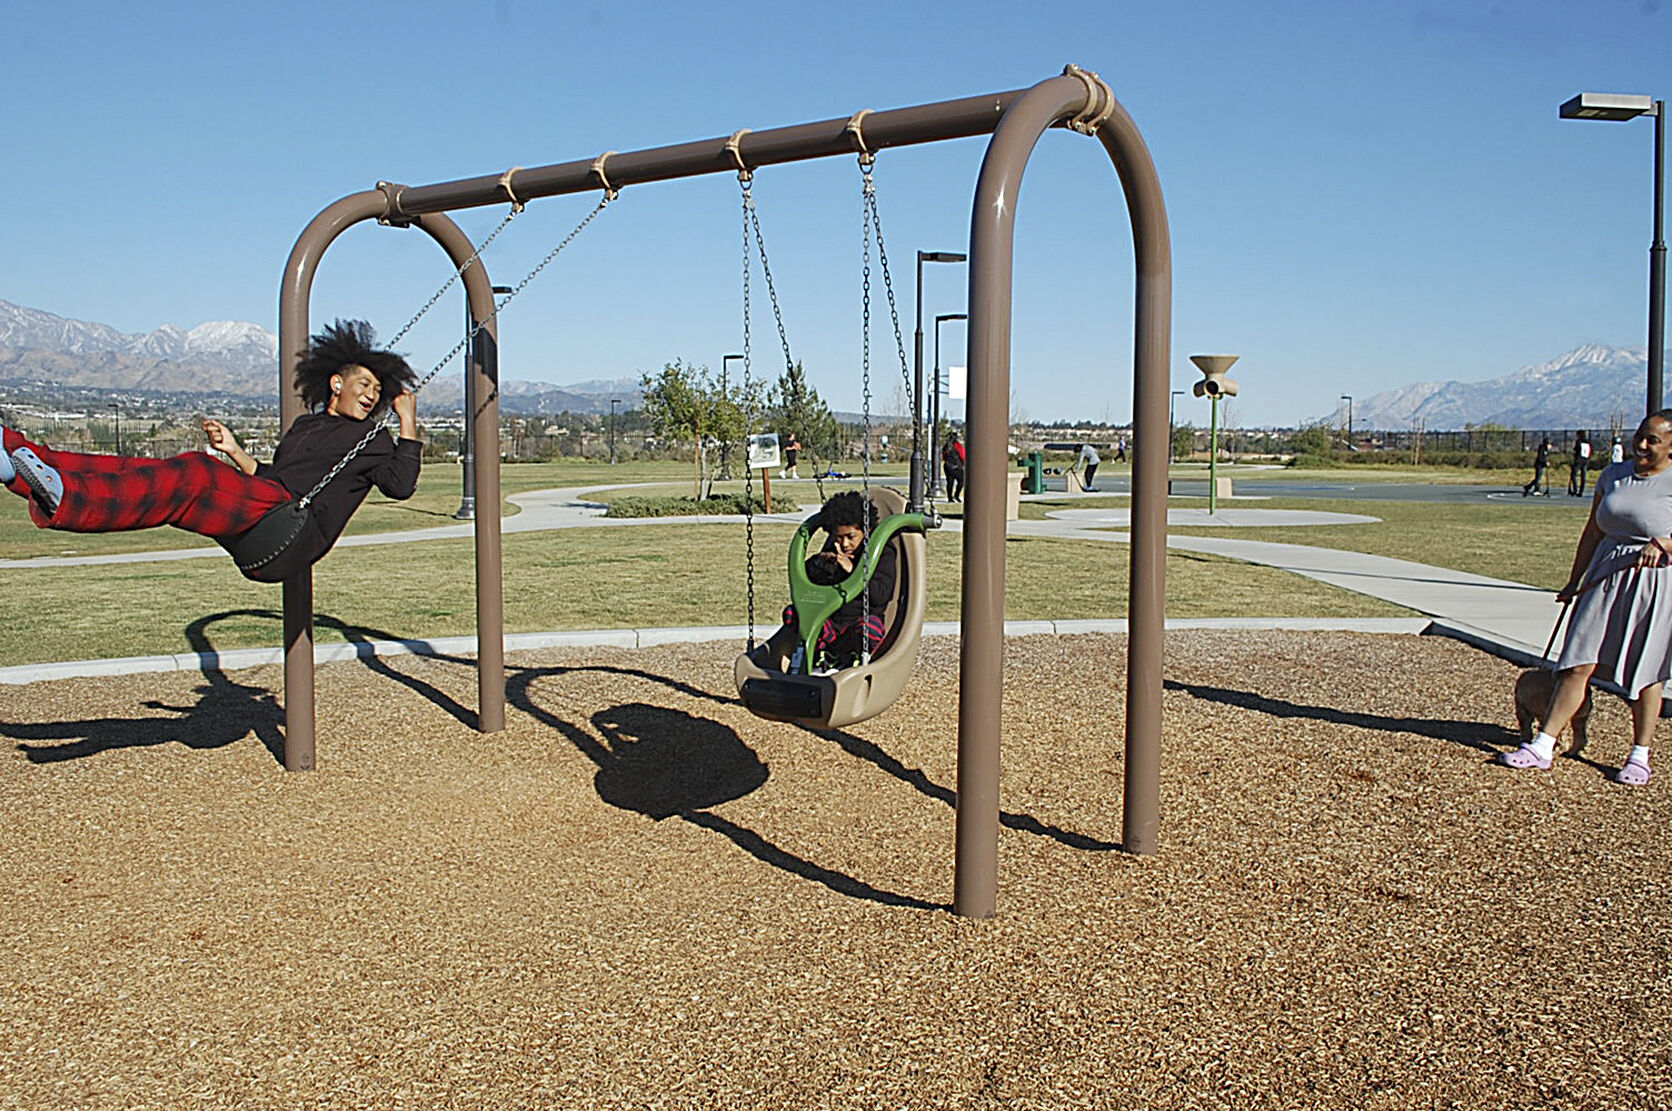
[0,482,1563,681]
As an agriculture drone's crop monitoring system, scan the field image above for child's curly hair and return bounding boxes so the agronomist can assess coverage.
[817,490,878,534]
[293,319,417,419]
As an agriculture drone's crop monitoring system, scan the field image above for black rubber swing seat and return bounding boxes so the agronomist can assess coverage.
[218,499,310,583]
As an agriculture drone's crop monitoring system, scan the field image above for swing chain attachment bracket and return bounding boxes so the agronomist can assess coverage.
[591,152,620,201]
[374,181,417,228]
[498,166,527,212]
[846,109,875,169]
[1063,63,1117,136]
[726,129,753,184]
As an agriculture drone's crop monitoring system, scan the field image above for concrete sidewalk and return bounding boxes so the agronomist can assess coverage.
[0,486,1570,682]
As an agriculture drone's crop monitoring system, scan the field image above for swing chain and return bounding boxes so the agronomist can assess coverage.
[744,183,798,384]
[858,161,874,663]
[385,206,520,351]
[741,176,757,648]
[860,157,915,421]
[297,193,616,510]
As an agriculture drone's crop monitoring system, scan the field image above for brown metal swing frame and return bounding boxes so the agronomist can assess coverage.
[277,64,1171,919]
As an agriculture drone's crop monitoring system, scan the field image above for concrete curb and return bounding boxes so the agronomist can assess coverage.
[0,618,1435,685]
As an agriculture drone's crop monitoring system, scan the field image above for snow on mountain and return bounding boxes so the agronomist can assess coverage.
[0,299,639,412]
[0,300,276,376]
[1329,345,1663,431]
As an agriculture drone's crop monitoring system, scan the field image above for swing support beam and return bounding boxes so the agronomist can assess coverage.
[278,66,1171,919]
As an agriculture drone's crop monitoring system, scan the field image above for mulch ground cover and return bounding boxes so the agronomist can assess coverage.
[0,630,1667,1110]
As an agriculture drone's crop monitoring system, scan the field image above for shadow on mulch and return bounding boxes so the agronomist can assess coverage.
[1165,677,1518,756]
[507,663,951,912]
[4,609,287,765]
[507,659,1126,912]
[808,723,1123,853]
[2,625,1135,910]
[1,609,477,767]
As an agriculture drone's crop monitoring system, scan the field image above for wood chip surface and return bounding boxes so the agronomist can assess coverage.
[1,631,1667,1109]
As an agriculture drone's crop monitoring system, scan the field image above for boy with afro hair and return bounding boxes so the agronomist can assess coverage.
[2,319,422,581]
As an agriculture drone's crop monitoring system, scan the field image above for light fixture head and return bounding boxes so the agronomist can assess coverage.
[1559,92,1655,122]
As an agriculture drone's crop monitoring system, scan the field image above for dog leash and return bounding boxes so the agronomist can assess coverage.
[1540,545,1661,662]
[1541,599,1573,663]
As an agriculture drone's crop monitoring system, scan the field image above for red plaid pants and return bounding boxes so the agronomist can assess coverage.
[782,604,888,657]
[3,429,291,538]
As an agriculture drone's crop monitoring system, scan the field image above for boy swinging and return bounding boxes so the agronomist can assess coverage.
[0,320,420,581]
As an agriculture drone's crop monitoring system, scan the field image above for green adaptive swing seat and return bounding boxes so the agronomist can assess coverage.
[734,487,927,729]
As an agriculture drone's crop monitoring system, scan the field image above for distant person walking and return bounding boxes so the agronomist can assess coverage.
[780,432,801,480]
[1078,443,1101,491]
[1612,435,1625,465]
[941,431,965,502]
[1570,431,1593,497]
[1523,437,1551,497]
[1113,436,1128,463]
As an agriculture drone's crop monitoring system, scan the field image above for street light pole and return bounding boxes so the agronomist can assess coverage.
[720,353,743,480]
[1169,389,1183,465]
[931,312,966,499]
[609,399,620,466]
[458,285,513,519]
[111,402,122,456]
[913,249,966,512]
[1561,92,1667,417]
[1341,394,1353,447]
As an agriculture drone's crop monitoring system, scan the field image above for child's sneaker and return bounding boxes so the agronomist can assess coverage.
[10,447,62,513]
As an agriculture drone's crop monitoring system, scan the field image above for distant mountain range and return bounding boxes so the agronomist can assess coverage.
[3,299,1663,429]
[1322,344,1667,431]
[0,299,641,415]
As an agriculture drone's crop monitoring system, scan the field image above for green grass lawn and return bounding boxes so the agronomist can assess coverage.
[0,458,1587,666]
[0,461,891,560]
[1165,496,1588,591]
[0,520,1405,667]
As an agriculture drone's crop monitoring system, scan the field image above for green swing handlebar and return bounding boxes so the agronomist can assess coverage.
[785,511,927,669]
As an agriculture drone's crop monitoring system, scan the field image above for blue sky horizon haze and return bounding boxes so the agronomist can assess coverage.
[4,0,1668,426]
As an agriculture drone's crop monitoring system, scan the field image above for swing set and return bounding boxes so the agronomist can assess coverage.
[276,65,1171,918]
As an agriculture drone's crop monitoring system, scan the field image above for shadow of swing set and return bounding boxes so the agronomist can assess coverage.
[270,65,1171,919]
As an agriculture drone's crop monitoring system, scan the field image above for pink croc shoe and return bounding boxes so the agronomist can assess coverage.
[1496,744,1553,770]
[1613,759,1651,786]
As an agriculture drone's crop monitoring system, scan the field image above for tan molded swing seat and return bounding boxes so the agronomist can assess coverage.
[734,487,928,729]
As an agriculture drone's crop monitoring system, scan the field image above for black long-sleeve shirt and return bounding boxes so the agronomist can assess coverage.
[824,537,899,627]
[249,412,421,579]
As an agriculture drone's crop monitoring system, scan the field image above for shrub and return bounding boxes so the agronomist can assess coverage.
[604,493,801,518]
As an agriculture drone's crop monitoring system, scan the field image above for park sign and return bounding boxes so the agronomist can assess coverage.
[748,433,782,471]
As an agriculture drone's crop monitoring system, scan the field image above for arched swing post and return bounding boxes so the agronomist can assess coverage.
[271,68,1169,913]
[955,71,1169,917]
[278,195,506,772]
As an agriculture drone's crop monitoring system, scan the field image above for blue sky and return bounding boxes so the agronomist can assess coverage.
[4,0,1667,426]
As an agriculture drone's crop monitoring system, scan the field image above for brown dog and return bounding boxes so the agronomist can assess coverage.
[1514,668,1592,757]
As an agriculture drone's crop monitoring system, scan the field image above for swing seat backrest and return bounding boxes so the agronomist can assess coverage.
[784,501,924,664]
[734,486,928,729]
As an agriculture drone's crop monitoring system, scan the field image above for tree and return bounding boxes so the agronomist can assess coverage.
[1171,422,1197,461]
[766,361,841,466]
[642,359,723,497]
[1290,422,1332,458]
